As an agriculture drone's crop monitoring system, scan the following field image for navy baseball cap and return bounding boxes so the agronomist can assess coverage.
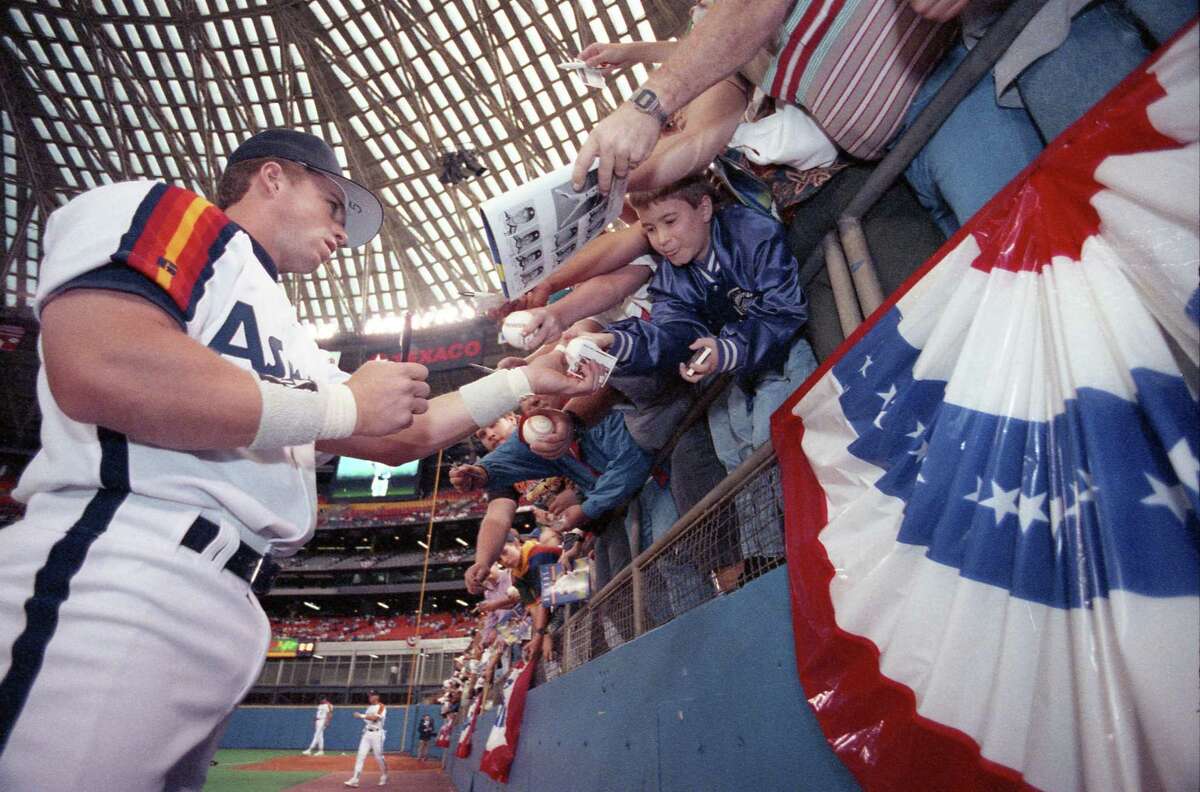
[227,128,383,248]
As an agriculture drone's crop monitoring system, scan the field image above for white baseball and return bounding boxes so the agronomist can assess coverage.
[522,414,554,443]
[501,310,536,349]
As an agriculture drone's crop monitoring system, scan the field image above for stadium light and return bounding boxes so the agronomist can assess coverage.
[454,537,469,547]
[302,601,321,611]
[368,653,380,659]
[376,601,390,609]
[417,540,428,549]
[313,654,324,660]
[455,599,468,607]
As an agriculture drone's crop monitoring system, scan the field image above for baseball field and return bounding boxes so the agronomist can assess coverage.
[203,750,454,792]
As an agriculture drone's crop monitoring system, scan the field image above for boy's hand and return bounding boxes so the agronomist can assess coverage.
[679,337,719,383]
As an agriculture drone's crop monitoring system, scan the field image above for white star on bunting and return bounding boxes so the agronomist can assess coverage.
[1167,438,1199,494]
[1141,473,1190,524]
[1017,490,1049,533]
[979,483,1021,526]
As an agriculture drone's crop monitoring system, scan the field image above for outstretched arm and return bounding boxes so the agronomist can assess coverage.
[572,0,791,193]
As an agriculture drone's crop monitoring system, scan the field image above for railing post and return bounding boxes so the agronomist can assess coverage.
[631,560,644,638]
[821,231,865,336]
[837,216,886,318]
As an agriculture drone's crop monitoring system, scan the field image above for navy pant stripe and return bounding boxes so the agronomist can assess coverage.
[0,429,128,755]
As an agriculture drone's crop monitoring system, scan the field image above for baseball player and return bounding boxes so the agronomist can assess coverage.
[302,697,333,755]
[0,128,602,792]
[370,461,392,498]
[344,691,388,787]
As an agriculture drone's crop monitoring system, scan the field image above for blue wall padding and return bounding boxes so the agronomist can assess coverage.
[221,702,445,758]
[446,566,860,792]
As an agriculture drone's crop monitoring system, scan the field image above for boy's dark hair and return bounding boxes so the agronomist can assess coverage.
[214,156,304,209]
[628,173,717,212]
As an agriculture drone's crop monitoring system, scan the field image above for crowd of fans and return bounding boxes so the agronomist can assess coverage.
[316,491,488,530]
[438,0,1190,671]
[278,547,472,572]
[269,611,475,643]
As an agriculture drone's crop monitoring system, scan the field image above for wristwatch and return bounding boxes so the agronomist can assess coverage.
[628,87,670,127]
[536,626,550,635]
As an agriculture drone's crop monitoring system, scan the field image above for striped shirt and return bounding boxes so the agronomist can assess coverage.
[762,0,956,160]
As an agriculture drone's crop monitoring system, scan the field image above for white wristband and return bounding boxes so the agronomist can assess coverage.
[249,379,358,450]
[458,368,533,428]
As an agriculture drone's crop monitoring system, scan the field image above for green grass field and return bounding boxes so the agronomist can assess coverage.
[202,749,323,792]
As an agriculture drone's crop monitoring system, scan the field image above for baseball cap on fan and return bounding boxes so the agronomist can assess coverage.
[226,128,383,248]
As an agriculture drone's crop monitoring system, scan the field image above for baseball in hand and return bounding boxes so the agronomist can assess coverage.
[521,414,555,444]
[501,311,536,350]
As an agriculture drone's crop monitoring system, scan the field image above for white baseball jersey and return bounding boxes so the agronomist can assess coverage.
[15,180,348,555]
[315,702,332,722]
[363,703,386,730]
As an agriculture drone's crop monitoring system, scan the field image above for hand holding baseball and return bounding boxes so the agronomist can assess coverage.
[522,409,574,459]
[518,308,565,351]
[344,360,431,435]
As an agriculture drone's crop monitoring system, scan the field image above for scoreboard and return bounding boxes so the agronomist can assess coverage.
[267,637,317,658]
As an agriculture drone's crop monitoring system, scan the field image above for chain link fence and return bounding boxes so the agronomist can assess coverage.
[543,446,784,682]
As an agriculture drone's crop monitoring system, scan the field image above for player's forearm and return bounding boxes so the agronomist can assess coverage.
[318,391,475,465]
[641,0,790,114]
[41,290,261,449]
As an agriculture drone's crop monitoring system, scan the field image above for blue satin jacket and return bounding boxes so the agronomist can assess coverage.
[606,204,807,384]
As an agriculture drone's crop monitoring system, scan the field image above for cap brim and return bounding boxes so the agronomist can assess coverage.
[313,168,383,248]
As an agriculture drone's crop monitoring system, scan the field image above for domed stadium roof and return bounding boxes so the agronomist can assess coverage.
[0,0,692,334]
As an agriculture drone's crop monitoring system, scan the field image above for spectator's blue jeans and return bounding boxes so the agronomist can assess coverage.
[708,337,817,560]
[901,0,1166,237]
[708,337,818,474]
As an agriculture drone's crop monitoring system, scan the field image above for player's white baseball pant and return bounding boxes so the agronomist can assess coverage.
[351,728,387,779]
[306,720,327,752]
[0,490,270,792]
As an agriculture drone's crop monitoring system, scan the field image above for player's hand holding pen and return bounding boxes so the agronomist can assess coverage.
[522,350,604,397]
[344,360,431,435]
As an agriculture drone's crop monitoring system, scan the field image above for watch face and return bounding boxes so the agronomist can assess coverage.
[632,89,657,111]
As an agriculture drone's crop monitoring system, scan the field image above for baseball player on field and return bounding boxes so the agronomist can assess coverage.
[344,690,388,787]
[0,127,602,792]
[302,697,333,755]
